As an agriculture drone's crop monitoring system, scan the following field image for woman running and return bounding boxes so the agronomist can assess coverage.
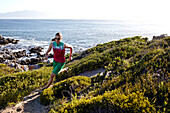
[44,32,73,88]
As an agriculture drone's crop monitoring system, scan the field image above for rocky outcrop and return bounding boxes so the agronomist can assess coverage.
[29,47,43,53]
[0,47,45,65]
[0,36,19,45]
[153,34,169,40]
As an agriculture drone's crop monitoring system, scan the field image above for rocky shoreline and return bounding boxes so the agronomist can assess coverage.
[0,34,169,69]
[0,35,54,66]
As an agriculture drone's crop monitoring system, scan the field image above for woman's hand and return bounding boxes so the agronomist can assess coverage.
[45,54,48,60]
[69,55,72,61]
[45,43,52,60]
[64,43,73,61]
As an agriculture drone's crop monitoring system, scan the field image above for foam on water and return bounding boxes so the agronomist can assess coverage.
[1,19,169,55]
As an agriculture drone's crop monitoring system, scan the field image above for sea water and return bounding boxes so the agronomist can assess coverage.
[0,19,169,53]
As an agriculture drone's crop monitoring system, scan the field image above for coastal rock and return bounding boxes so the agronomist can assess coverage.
[0,35,4,40]
[37,52,45,58]
[29,47,43,53]
[0,35,46,67]
[26,59,31,64]
[30,58,39,64]
[3,54,11,59]
[153,34,168,40]
[12,40,19,44]
[13,50,27,58]
[0,55,5,63]
[0,36,19,45]
[48,53,54,58]
[21,60,27,65]
[6,38,13,43]
[0,51,5,55]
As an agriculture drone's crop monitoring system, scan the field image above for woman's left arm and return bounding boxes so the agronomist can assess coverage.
[64,43,73,61]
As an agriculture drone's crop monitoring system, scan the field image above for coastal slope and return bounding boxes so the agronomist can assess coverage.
[0,36,169,113]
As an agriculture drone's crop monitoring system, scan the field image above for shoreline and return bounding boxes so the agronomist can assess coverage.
[0,34,168,71]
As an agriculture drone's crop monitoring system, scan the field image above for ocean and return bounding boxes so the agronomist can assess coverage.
[0,19,169,53]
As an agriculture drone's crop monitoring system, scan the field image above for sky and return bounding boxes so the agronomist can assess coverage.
[0,0,170,21]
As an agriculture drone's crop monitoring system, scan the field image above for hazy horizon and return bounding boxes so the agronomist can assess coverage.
[0,0,170,22]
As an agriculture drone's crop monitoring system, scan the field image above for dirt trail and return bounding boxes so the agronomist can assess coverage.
[77,68,105,77]
[1,68,105,113]
[1,88,50,113]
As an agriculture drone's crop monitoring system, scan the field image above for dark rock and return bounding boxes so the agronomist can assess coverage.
[4,39,9,44]
[0,35,3,39]
[0,37,19,45]
[29,47,43,53]
[6,38,13,43]
[10,55,16,60]
[13,40,19,44]
[0,51,5,55]
[17,53,24,58]
[0,57,5,63]
[30,58,39,64]
[153,34,168,40]
[13,50,27,58]
[5,51,10,54]
[16,107,22,112]
[48,53,54,58]
[0,40,4,44]
[26,59,31,64]
[21,60,27,65]
[3,54,11,59]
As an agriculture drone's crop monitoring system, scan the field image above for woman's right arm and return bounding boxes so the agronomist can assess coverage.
[45,42,52,60]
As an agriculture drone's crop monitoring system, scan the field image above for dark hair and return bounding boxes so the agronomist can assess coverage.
[51,32,62,41]
[55,32,62,37]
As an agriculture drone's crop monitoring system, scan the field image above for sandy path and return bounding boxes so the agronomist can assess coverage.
[1,68,105,113]
[77,68,105,77]
[1,88,50,113]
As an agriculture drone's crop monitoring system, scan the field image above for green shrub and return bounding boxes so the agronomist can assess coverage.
[0,66,52,109]
[40,76,91,105]
[0,63,20,77]
[51,90,155,113]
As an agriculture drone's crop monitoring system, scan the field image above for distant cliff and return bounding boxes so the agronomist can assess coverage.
[0,10,48,19]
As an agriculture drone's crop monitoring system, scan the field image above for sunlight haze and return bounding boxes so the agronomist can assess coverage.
[0,0,170,21]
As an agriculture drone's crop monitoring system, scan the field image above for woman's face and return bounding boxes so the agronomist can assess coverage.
[55,35,62,41]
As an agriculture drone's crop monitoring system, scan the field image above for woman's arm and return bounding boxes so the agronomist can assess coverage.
[45,42,52,60]
[64,43,73,61]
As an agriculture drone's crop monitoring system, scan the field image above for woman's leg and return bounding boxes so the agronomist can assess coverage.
[45,60,65,89]
[45,72,56,88]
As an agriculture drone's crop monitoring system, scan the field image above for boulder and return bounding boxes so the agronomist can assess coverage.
[153,34,168,40]
[3,54,11,59]
[0,51,5,55]
[30,58,39,64]
[21,60,27,65]
[29,47,43,53]
[13,50,27,58]
[12,40,19,44]
[48,53,54,58]
[26,59,31,64]
[6,38,13,43]
[0,36,4,40]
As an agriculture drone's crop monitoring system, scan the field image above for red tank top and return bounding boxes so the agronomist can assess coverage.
[52,41,65,63]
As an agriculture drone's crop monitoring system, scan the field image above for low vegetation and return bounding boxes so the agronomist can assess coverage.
[0,36,169,113]
[0,66,52,109]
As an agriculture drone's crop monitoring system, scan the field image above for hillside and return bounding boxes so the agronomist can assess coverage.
[0,36,169,113]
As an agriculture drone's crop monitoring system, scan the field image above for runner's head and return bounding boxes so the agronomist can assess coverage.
[55,32,62,41]
[51,32,63,41]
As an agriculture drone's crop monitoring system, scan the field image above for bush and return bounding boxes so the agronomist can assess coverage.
[51,90,155,113]
[40,76,91,105]
[0,66,52,109]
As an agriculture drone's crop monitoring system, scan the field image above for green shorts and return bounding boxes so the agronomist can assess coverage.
[52,60,65,75]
